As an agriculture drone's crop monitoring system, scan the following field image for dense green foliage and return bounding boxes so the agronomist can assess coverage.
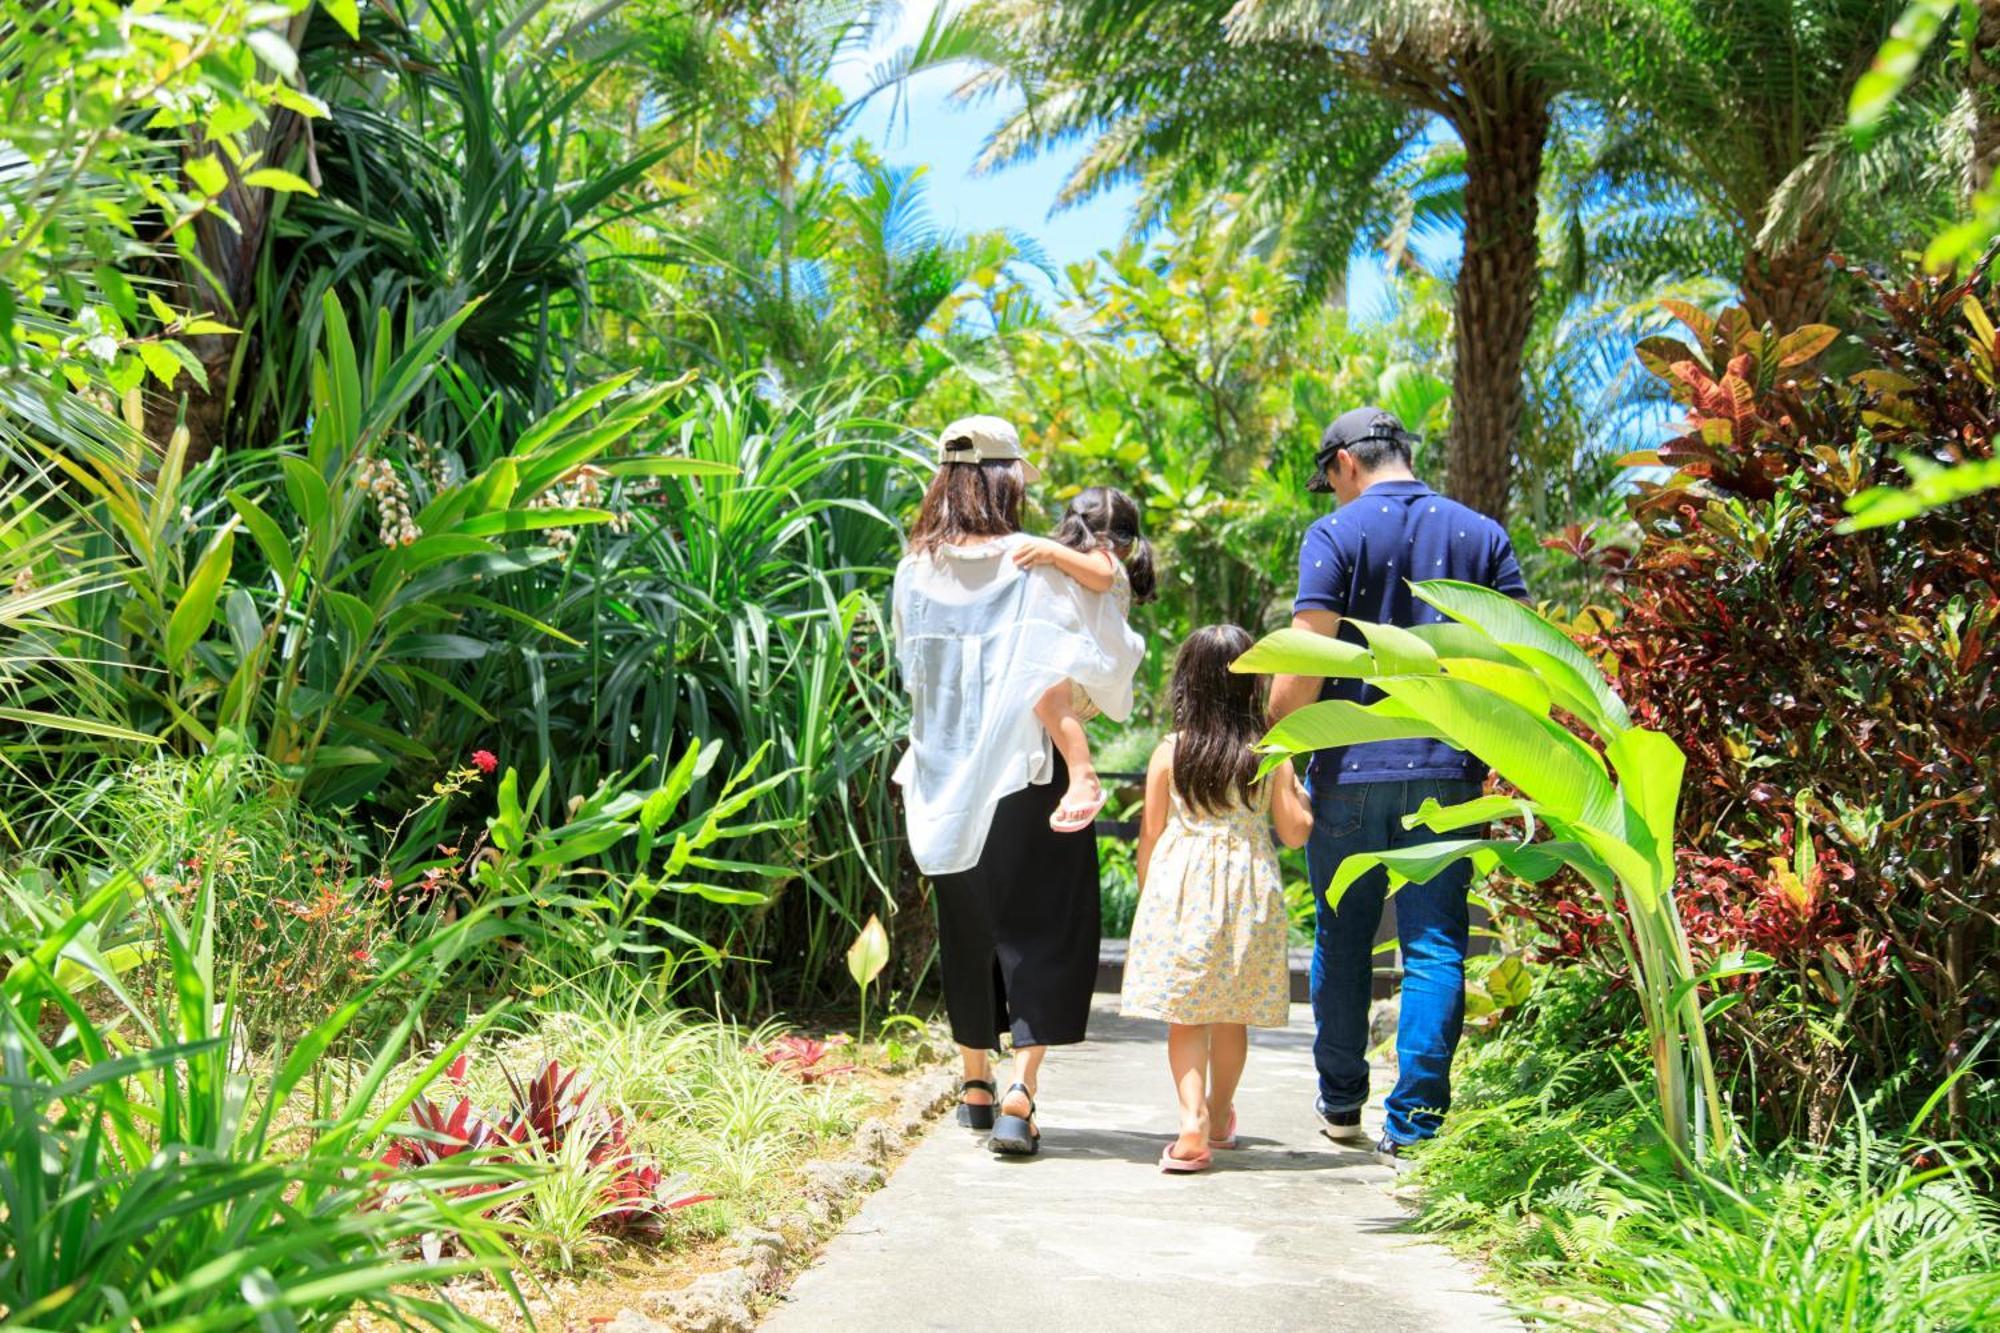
[1411,967,2000,1328]
[5,0,2000,1324]
[1595,266,2000,1144]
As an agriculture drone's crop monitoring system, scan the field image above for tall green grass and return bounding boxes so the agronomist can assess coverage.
[474,377,926,1005]
[1409,969,2000,1331]
[0,863,527,1329]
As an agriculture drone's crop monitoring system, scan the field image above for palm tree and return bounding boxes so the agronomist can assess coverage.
[1556,0,1954,331]
[885,0,1577,518]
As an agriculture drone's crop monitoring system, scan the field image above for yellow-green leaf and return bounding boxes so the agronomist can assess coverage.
[320,0,360,39]
[137,341,182,388]
[846,914,890,990]
[242,167,317,196]
[167,526,235,663]
[185,155,229,196]
[1484,954,1533,1008]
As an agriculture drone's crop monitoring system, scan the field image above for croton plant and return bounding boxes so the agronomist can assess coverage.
[1536,256,2000,1143]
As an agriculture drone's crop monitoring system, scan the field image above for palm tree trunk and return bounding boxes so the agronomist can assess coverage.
[1445,65,1550,520]
[146,11,314,461]
[1974,0,2000,194]
[1740,216,1835,333]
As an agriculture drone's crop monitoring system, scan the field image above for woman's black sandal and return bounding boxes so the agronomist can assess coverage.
[988,1081,1041,1156]
[956,1078,997,1130]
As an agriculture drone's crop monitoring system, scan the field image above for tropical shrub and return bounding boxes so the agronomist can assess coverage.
[383,1056,712,1268]
[463,740,795,1001]
[1412,969,2000,1329]
[1238,581,1744,1158]
[22,292,706,808]
[0,870,523,1329]
[1592,263,2000,1139]
[94,742,386,1040]
[474,378,924,1006]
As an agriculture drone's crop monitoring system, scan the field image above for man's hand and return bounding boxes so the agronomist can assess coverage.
[1268,609,1340,723]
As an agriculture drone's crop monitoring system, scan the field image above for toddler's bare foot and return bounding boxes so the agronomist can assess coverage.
[1049,770,1107,833]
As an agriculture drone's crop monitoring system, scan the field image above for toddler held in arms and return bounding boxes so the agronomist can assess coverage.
[1008,486,1157,832]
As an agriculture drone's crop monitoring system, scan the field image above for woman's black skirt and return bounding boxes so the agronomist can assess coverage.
[930,754,1101,1049]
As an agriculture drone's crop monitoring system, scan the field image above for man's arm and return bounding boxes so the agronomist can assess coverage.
[1269,608,1340,723]
[1490,529,1530,602]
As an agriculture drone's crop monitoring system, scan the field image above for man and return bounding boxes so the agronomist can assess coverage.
[1269,406,1527,1165]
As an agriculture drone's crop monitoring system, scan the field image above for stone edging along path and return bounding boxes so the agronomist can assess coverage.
[604,1066,960,1333]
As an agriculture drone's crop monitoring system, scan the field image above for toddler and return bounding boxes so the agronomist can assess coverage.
[1009,486,1157,832]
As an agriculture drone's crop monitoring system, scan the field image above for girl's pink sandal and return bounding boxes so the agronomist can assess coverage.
[1208,1109,1239,1150]
[1159,1141,1212,1173]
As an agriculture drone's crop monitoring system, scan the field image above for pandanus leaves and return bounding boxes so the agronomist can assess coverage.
[1235,579,1754,1160]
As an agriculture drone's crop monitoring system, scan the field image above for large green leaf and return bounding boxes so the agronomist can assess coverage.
[1606,726,1686,891]
[1373,674,1618,825]
[1324,836,1615,910]
[1402,792,1540,835]
[454,507,615,536]
[1412,580,1631,737]
[1231,626,1375,678]
[602,457,740,479]
[1409,621,1518,663]
[1439,657,1552,716]
[1351,618,1438,675]
[279,456,330,532]
[166,526,235,664]
[1259,696,1443,759]
[508,369,636,458]
[313,290,362,471]
[226,489,295,591]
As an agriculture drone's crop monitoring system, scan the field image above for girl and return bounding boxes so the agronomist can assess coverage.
[1119,625,1312,1172]
[1010,486,1158,833]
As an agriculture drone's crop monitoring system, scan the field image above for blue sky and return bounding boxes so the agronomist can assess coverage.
[828,2,1412,320]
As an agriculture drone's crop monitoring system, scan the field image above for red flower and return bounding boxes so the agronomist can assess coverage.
[350,947,373,964]
[470,750,498,774]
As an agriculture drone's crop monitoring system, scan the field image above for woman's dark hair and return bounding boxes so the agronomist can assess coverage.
[1168,624,1265,816]
[907,460,1025,554]
[1050,486,1158,603]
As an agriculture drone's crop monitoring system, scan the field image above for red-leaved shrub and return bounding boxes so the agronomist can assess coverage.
[1540,260,2000,1142]
[382,1058,711,1243]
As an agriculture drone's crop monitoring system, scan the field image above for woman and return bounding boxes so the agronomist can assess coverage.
[892,415,1144,1156]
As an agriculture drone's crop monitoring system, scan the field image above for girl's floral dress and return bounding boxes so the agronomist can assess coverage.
[1119,752,1290,1028]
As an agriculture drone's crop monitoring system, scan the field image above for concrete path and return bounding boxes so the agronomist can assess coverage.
[765,997,1518,1332]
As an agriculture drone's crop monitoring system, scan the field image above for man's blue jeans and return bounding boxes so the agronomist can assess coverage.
[1306,777,1482,1145]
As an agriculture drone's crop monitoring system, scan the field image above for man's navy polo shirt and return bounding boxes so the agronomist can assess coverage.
[1291,479,1527,788]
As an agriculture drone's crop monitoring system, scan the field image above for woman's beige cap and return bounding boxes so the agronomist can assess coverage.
[936,414,1040,482]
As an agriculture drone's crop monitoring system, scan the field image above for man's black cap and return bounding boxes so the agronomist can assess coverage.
[1308,406,1418,493]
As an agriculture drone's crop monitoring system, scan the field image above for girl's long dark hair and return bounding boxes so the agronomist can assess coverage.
[1050,486,1157,603]
[907,460,1024,554]
[1169,624,1265,816]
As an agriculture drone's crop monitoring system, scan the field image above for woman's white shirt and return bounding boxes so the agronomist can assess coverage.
[891,533,1144,875]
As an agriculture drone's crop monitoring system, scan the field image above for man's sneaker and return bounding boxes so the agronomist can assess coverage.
[1317,1104,1366,1143]
[1373,1132,1412,1170]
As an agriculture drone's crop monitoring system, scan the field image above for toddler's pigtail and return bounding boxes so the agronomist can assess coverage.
[1122,532,1159,604]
